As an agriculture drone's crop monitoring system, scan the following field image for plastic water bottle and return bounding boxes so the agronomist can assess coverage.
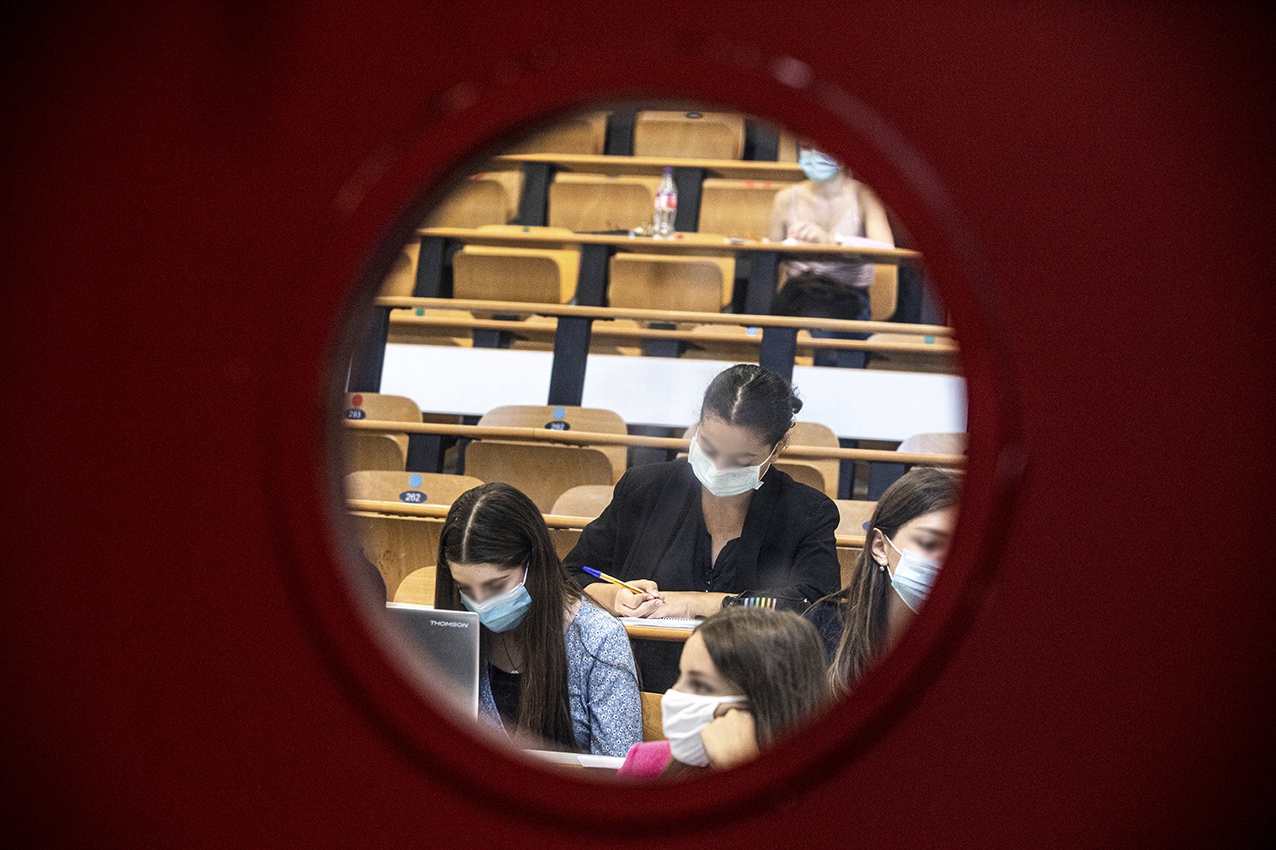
[653,166,677,238]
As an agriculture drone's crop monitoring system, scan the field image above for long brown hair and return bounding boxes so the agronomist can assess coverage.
[827,467,961,691]
[434,482,580,750]
[665,608,831,778]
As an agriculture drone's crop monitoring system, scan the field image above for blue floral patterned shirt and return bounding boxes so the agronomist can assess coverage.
[477,601,642,756]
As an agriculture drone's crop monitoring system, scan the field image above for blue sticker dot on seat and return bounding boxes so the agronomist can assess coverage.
[747,327,759,335]
[862,521,870,530]
[924,335,935,344]
[409,474,422,488]
[552,406,565,419]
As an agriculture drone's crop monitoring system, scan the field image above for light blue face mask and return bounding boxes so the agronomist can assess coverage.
[798,150,840,182]
[460,566,531,632]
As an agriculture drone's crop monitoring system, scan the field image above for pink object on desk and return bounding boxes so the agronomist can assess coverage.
[616,741,672,779]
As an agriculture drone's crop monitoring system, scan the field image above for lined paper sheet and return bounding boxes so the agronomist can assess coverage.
[618,617,700,629]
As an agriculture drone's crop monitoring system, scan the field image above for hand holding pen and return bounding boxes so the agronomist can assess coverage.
[582,567,666,618]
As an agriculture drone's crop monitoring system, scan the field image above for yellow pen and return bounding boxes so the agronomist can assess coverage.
[581,566,657,597]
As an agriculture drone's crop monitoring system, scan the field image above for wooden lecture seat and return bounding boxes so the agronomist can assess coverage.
[343,433,407,475]
[632,110,745,160]
[343,392,422,457]
[378,242,419,299]
[640,691,666,742]
[683,324,762,363]
[835,499,877,536]
[452,245,579,304]
[698,178,790,241]
[860,185,898,321]
[608,253,734,313]
[550,485,615,519]
[774,421,842,499]
[386,308,475,347]
[505,112,608,155]
[422,172,519,228]
[865,333,959,374]
[463,442,614,514]
[504,316,643,356]
[548,173,658,232]
[349,512,440,600]
[344,470,483,506]
[393,566,437,606]
[477,404,630,483]
[897,432,968,457]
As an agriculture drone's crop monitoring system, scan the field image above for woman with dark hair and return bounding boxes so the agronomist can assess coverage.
[434,482,641,756]
[805,467,961,691]
[564,364,841,690]
[617,607,832,778]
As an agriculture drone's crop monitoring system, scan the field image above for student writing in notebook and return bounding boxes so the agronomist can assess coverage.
[617,608,831,779]
[804,467,960,690]
[563,364,841,691]
[434,483,642,757]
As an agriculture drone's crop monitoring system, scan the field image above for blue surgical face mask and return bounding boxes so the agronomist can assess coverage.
[460,566,531,632]
[880,535,941,613]
[798,150,840,182]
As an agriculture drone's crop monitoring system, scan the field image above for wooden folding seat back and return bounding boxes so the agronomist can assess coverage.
[342,392,421,458]
[864,333,959,375]
[344,470,483,506]
[477,405,629,483]
[422,172,519,228]
[550,485,616,519]
[349,513,440,600]
[897,432,967,457]
[682,324,761,363]
[452,245,579,304]
[633,111,745,160]
[464,441,614,514]
[608,253,733,314]
[505,111,608,155]
[342,433,406,475]
[548,174,659,233]
[393,566,437,606]
[698,178,790,241]
[386,308,475,348]
[773,421,841,499]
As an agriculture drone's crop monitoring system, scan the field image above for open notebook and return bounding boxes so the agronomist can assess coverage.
[618,617,700,629]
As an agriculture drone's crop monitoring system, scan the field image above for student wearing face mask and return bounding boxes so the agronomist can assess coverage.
[564,364,841,691]
[434,482,642,756]
[768,145,895,321]
[616,607,831,779]
[804,467,961,690]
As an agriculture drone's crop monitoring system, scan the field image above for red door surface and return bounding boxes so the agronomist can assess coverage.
[1,2,1272,846]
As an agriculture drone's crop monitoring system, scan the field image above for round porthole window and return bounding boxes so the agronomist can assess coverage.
[279,42,1021,831]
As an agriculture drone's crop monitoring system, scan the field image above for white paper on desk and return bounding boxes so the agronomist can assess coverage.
[526,750,627,769]
[619,617,700,629]
[834,234,895,249]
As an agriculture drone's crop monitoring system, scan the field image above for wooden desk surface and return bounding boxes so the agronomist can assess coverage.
[491,152,804,182]
[417,226,922,263]
[622,623,696,643]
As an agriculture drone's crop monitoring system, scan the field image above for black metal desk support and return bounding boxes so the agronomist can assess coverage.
[745,249,779,315]
[547,243,611,406]
[347,306,391,393]
[758,326,798,383]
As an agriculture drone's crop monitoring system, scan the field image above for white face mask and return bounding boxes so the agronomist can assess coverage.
[660,688,748,767]
[881,535,941,613]
[688,430,776,498]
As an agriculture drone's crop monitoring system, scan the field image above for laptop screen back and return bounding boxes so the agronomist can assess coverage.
[385,603,481,719]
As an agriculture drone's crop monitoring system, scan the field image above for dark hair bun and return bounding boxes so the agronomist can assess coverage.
[700,364,801,447]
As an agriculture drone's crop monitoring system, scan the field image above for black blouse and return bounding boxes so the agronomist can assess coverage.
[563,460,841,690]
